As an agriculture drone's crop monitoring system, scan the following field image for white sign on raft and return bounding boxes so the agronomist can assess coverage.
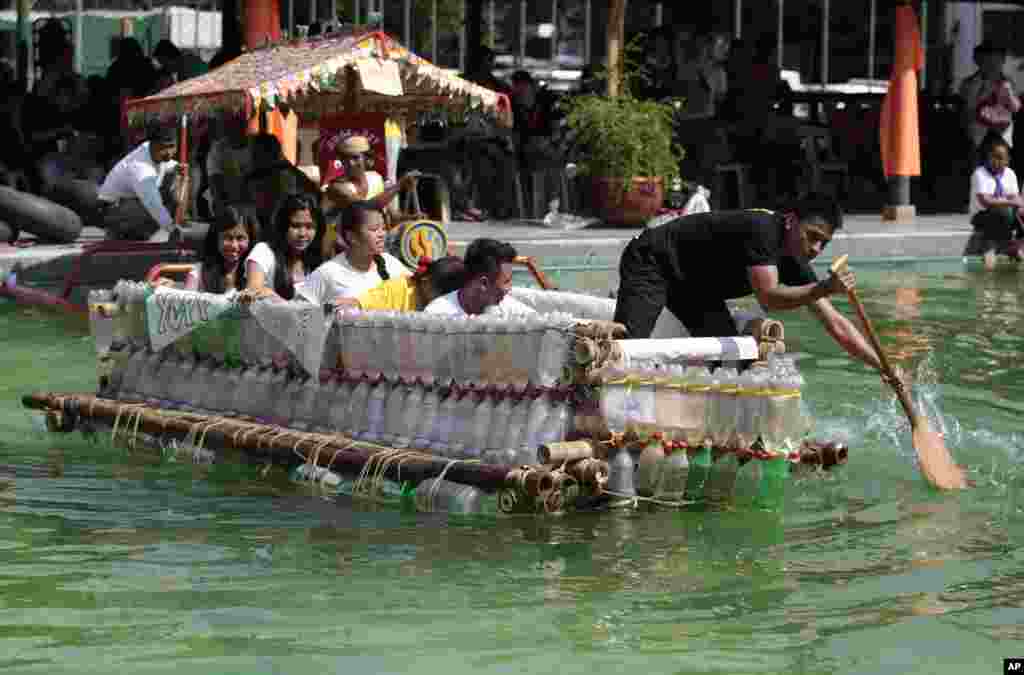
[145,288,236,353]
[616,337,760,367]
[248,300,331,377]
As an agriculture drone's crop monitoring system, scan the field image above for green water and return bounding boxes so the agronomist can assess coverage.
[1,260,1022,675]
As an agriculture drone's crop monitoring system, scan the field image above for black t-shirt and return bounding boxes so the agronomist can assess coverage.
[644,209,818,301]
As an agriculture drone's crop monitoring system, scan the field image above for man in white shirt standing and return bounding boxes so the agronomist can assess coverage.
[424,238,535,317]
[97,125,182,241]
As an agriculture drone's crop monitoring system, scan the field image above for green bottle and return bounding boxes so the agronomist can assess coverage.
[683,442,713,502]
[755,455,789,511]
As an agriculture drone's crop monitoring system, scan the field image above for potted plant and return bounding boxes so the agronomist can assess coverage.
[564,56,683,226]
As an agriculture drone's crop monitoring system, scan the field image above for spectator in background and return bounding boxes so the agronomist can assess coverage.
[96,124,182,241]
[0,60,28,181]
[463,46,510,95]
[206,117,253,217]
[674,32,727,120]
[153,39,208,83]
[106,37,157,99]
[244,132,320,226]
[969,137,1024,269]
[960,41,1021,167]
[638,26,676,101]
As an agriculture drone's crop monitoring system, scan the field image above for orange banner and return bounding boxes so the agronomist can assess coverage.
[879,4,924,178]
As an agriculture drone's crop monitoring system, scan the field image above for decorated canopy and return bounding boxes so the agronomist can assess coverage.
[125,28,512,126]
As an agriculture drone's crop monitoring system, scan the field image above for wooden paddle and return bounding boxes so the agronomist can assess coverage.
[830,255,968,490]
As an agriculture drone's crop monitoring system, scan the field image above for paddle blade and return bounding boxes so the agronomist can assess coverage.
[913,418,969,490]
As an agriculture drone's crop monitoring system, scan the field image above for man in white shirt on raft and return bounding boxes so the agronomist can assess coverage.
[424,238,535,317]
[97,125,182,241]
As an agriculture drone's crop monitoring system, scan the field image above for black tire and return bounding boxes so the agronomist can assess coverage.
[43,178,102,228]
[0,220,18,243]
[0,185,83,243]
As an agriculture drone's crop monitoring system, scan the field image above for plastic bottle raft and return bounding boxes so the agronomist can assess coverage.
[23,282,850,515]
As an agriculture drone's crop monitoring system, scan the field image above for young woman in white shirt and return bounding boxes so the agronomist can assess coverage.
[302,201,409,306]
[242,193,325,301]
[178,206,258,293]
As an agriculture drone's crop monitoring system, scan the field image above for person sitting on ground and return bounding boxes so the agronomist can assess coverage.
[423,238,535,316]
[301,200,410,305]
[181,206,259,292]
[206,117,253,217]
[241,193,324,301]
[244,132,321,224]
[970,137,1024,269]
[321,135,421,257]
[96,124,183,241]
[333,256,466,313]
[612,193,895,383]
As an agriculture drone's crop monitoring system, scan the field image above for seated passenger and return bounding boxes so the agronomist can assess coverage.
[336,256,466,312]
[183,206,259,293]
[301,201,409,305]
[242,193,324,301]
[423,238,536,316]
[321,135,421,258]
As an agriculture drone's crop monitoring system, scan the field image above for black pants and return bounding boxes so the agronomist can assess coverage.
[613,233,737,339]
[971,205,1022,242]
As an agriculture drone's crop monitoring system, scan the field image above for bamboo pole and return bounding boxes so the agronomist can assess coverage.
[22,393,552,492]
[606,0,627,97]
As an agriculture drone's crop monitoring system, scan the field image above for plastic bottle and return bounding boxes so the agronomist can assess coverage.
[538,390,571,447]
[343,376,372,437]
[705,449,741,502]
[449,386,478,458]
[635,442,666,497]
[522,313,547,384]
[295,375,322,431]
[431,387,458,457]
[244,366,275,420]
[465,387,494,459]
[655,448,690,501]
[270,371,296,426]
[381,380,408,446]
[607,445,637,497]
[363,378,391,443]
[538,313,572,386]
[115,346,143,400]
[600,368,629,434]
[732,456,765,507]
[446,317,469,384]
[756,454,789,510]
[291,463,343,488]
[427,317,448,385]
[501,387,531,462]
[716,367,741,449]
[335,308,356,375]
[174,357,201,412]
[461,316,484,384]
[683,442,713,501]
[217,363,246,415]
[486,386,514,458]
[413,386,440,450]
[395,384,423,449]
[414,478,484,514]
[88,289,116,355]
[653,367,679,438]
[681,366,711,446]
[523,389,552,457]
[190,357,217,410]
[629,370,658,437]
[376,311,396,378]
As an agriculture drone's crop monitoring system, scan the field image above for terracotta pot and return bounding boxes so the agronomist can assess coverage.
[590,176,665,226]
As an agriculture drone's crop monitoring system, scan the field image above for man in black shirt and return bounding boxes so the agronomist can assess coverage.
[613,194,884,372]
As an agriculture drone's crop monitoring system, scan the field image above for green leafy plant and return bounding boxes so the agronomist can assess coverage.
[563,36,683,190]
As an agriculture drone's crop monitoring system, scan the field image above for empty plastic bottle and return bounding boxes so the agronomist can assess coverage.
[414,478,484,514]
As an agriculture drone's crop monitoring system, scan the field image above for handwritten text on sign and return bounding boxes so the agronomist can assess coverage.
[146,288,234,353]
